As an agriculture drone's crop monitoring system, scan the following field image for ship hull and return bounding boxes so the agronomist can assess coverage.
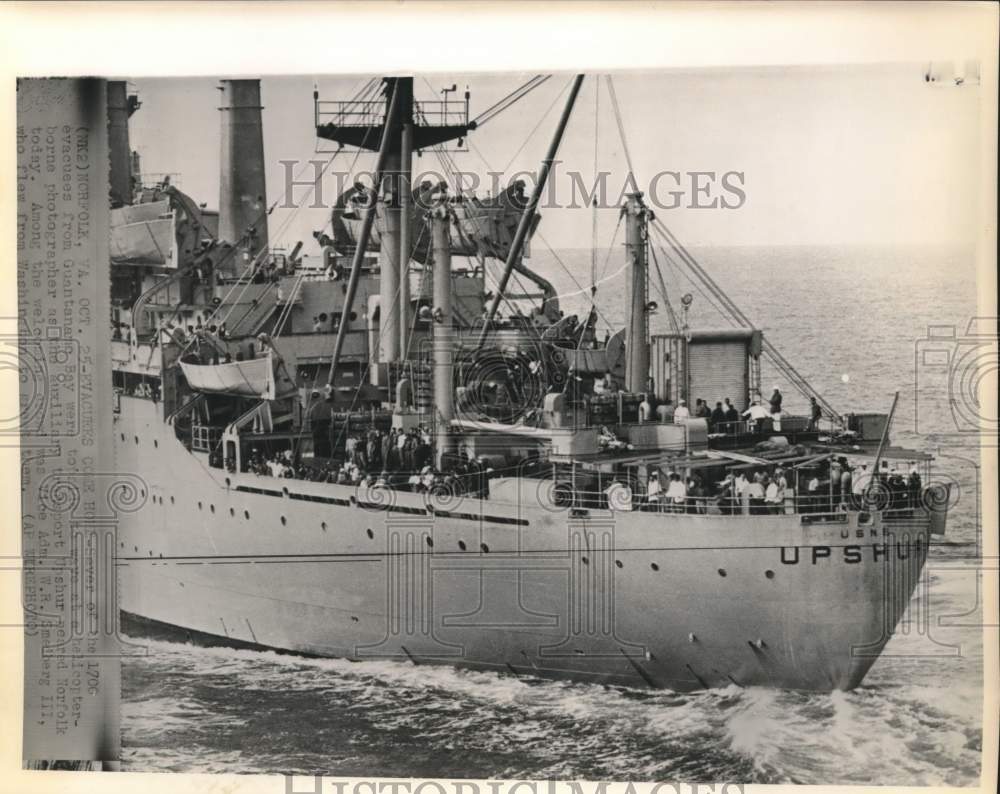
[115,397,933,691]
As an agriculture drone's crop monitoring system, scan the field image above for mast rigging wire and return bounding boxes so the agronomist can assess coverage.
[471,75,552,128]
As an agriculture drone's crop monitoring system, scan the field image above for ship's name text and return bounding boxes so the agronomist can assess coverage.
[780,540,924,565]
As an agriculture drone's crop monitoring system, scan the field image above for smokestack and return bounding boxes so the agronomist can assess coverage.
[219,79,268,258]
[107,81,133,207]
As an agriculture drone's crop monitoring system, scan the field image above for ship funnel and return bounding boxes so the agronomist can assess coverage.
[108,81,138,207]
[218,79,268,258]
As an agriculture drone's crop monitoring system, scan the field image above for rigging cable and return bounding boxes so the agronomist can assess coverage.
[502,77,572,175]
[605,75,637,184]
[650,218,840,419]
[647,242,681,334]
[471,75,552,128]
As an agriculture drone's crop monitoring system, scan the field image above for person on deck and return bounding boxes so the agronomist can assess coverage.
[765,476,784,513]
[710,401,726,431]
[309,392,332,458]
[665,473,687,513]
[366,429,381,470]
[769,387,783,415]
[852,464,871,510]
[747,477,766,515]
[806,472,821,513]
[717,474,737,515]
[743,399,770,432]
[828,456,842,501]
[695,399,712,421]
[646,471,664,507]
[908,463,923,508]
[673,399,690,420]
[808,396,823,431]
[723,398,740,431]
[381,430,393,470]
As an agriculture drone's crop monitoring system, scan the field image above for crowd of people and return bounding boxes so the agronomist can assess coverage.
[675,387,826,435]
[637,466,791,515]
[245,424,489,498]
[603,454,924,516]
[800,456,924,513]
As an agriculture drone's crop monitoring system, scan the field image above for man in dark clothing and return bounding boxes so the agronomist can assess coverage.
[309,393,333,458]
[908,465,923,508]
[808,396,822,431]
[695,399,712,420]
[380,430,392,470]
[723,398,740,431]
[710,401,726,431]
[769,387,783,415]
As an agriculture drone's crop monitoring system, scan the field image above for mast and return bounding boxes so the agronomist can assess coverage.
[316,76,472,372]
[431,193,454,469]
[477,74,585,348]
[326,82,402,388]
[867,390,900,502]
[398,119,413,357]
[624,192,652,393]
[377,78,409,364]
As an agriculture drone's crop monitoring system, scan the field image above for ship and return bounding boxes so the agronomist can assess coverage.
[109,75,949,692]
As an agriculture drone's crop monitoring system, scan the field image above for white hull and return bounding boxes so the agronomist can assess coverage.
[115,396,934,691]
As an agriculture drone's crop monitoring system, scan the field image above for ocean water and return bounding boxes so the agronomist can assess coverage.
[121,244,987,784]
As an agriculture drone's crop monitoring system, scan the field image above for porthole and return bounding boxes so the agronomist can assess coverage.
[245,510,250,520]
[458,540,467,551]
[582,556,589,565]
[615,560,623,569]
[170,496,175,505]
[140,489,146,498]
[280,516,287,526]
[225,477,231,487]
[229,507,235,517]
[426,536,434,548]
[651,562,660,571]
[134,436,139,445]
[153,439,158,448]
[765,569,775,579]
[120,433,125,441]
[198,501,203,510]
[210,504,215,513]
[481,543,490,553]
[366,528,374,539]
[321,521,327,531]
[717,568,727,577]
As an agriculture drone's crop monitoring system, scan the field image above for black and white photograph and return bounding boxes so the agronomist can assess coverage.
[5,2,997,793]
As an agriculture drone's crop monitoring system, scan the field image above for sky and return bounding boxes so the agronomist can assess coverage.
[127,63,982,257]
